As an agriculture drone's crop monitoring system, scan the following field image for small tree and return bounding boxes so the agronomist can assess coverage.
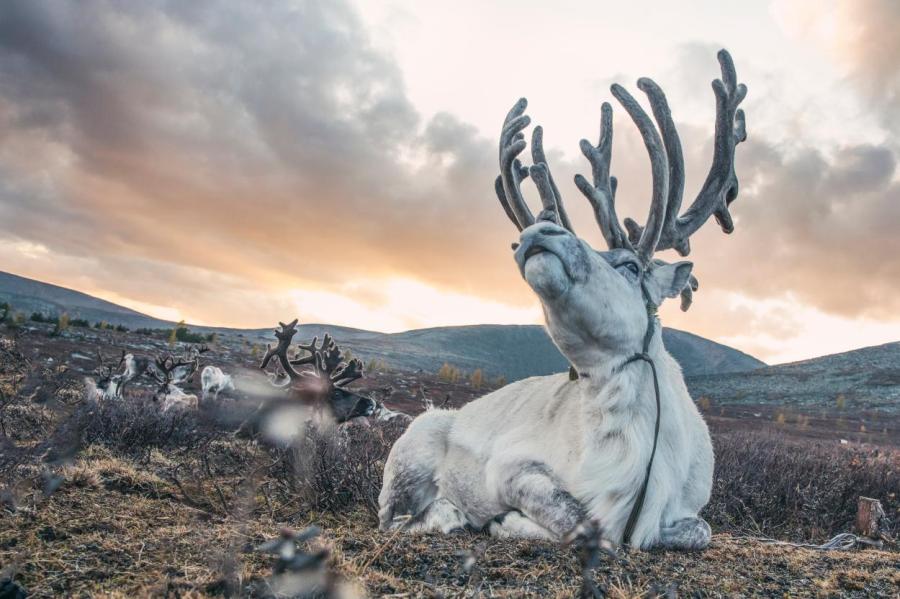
[438,362,461,383]
[470,368,484,389]
[51,312,69,337]
[836,394,847,410]
[169,320,185,347]
[494,375,507,387]
[366,358,388,373]
[0,302,10,323]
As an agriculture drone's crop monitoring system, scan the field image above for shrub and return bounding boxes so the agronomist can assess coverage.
[705,431,899,541]
[366,358,389,373]
[267,420,407,517]
[51,313,69,337]
[30,312,49,323]
[470,368,484,389]
[438,362,461,383]
[69,318,91,328]
[169,320,208,344]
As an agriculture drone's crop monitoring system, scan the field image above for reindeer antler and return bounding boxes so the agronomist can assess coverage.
[260,319,303,381]
[93,349,116,383]
[495,49,747,308]
[152,352,195,385]
[622,50,746,257]
[260,320,365,387]
[495,100,576,232]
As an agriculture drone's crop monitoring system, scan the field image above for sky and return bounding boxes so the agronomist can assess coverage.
[0,0,898,365]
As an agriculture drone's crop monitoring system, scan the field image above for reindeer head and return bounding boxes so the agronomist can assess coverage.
[496,50,746,368]
[260,319,376,423]
[151,353,196,399]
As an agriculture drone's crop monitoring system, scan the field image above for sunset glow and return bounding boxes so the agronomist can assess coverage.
[1,0,898,364]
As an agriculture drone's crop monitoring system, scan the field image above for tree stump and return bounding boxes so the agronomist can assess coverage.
[855,496,886,539]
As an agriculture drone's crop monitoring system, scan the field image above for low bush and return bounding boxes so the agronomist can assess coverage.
[267,420,407,518]
[706,430,898,541]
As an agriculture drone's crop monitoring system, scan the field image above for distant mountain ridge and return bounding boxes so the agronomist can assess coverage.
[687,341,900,414]
[0,270,765,380]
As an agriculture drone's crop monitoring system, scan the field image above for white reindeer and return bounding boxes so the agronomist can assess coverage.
[201,365,235,400]
[159,384,199,413]
[379,50,747,550]
[375,404,413,424]
[152,354,200,412]
[86,350,121,401]
[116,351,152,397]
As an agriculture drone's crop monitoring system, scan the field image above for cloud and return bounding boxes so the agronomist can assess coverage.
[0,0,898,362]
[0,0,528,323]
[773,0,900,133]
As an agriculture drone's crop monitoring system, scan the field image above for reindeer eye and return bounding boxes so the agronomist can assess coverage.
[616,261,640,278]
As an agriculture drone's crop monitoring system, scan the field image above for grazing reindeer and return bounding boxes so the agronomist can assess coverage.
[380,50,747,550]
[201,365,234,400]
[259,319,377,424]
[152,354,199,412]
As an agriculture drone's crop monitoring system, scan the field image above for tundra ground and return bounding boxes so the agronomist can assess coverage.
[1,324,898,597]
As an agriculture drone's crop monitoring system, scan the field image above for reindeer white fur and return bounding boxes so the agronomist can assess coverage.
[201,365,234,399]
[379,50,748,550]
[375,405,413,424]
[159,384,199,412]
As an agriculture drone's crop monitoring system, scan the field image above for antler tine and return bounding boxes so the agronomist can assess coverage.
[681,49,746,236]
[291,336,320,367]
[332,357,364,386]
[622,77,690,255]
[609,83,669,265]
[575,102,633,250]
[531,127,574,232]
[319,334,345,375]
[497,98,535,231]
[259,318,304,380]
[630,49,747,257]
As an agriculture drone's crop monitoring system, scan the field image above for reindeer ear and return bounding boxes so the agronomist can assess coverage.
[645,261,693,305]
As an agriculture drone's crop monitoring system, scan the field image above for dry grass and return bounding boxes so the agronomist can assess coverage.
[2,328,899,597]
[2,446,898,598]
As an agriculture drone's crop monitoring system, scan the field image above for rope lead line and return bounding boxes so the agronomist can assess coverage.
[621,278,662,547]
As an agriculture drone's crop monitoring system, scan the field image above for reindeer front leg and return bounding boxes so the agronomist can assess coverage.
[487,458,588,540]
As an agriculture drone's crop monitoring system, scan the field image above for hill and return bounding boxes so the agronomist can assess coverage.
[0,270,171,330]
[0,270,764,380]
[687,341,900,415]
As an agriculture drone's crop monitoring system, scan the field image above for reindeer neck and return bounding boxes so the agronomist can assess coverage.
[575,326,667,416]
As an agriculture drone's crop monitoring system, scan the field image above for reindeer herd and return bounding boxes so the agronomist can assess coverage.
[83,320,414,426]
[87,344,232,411]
